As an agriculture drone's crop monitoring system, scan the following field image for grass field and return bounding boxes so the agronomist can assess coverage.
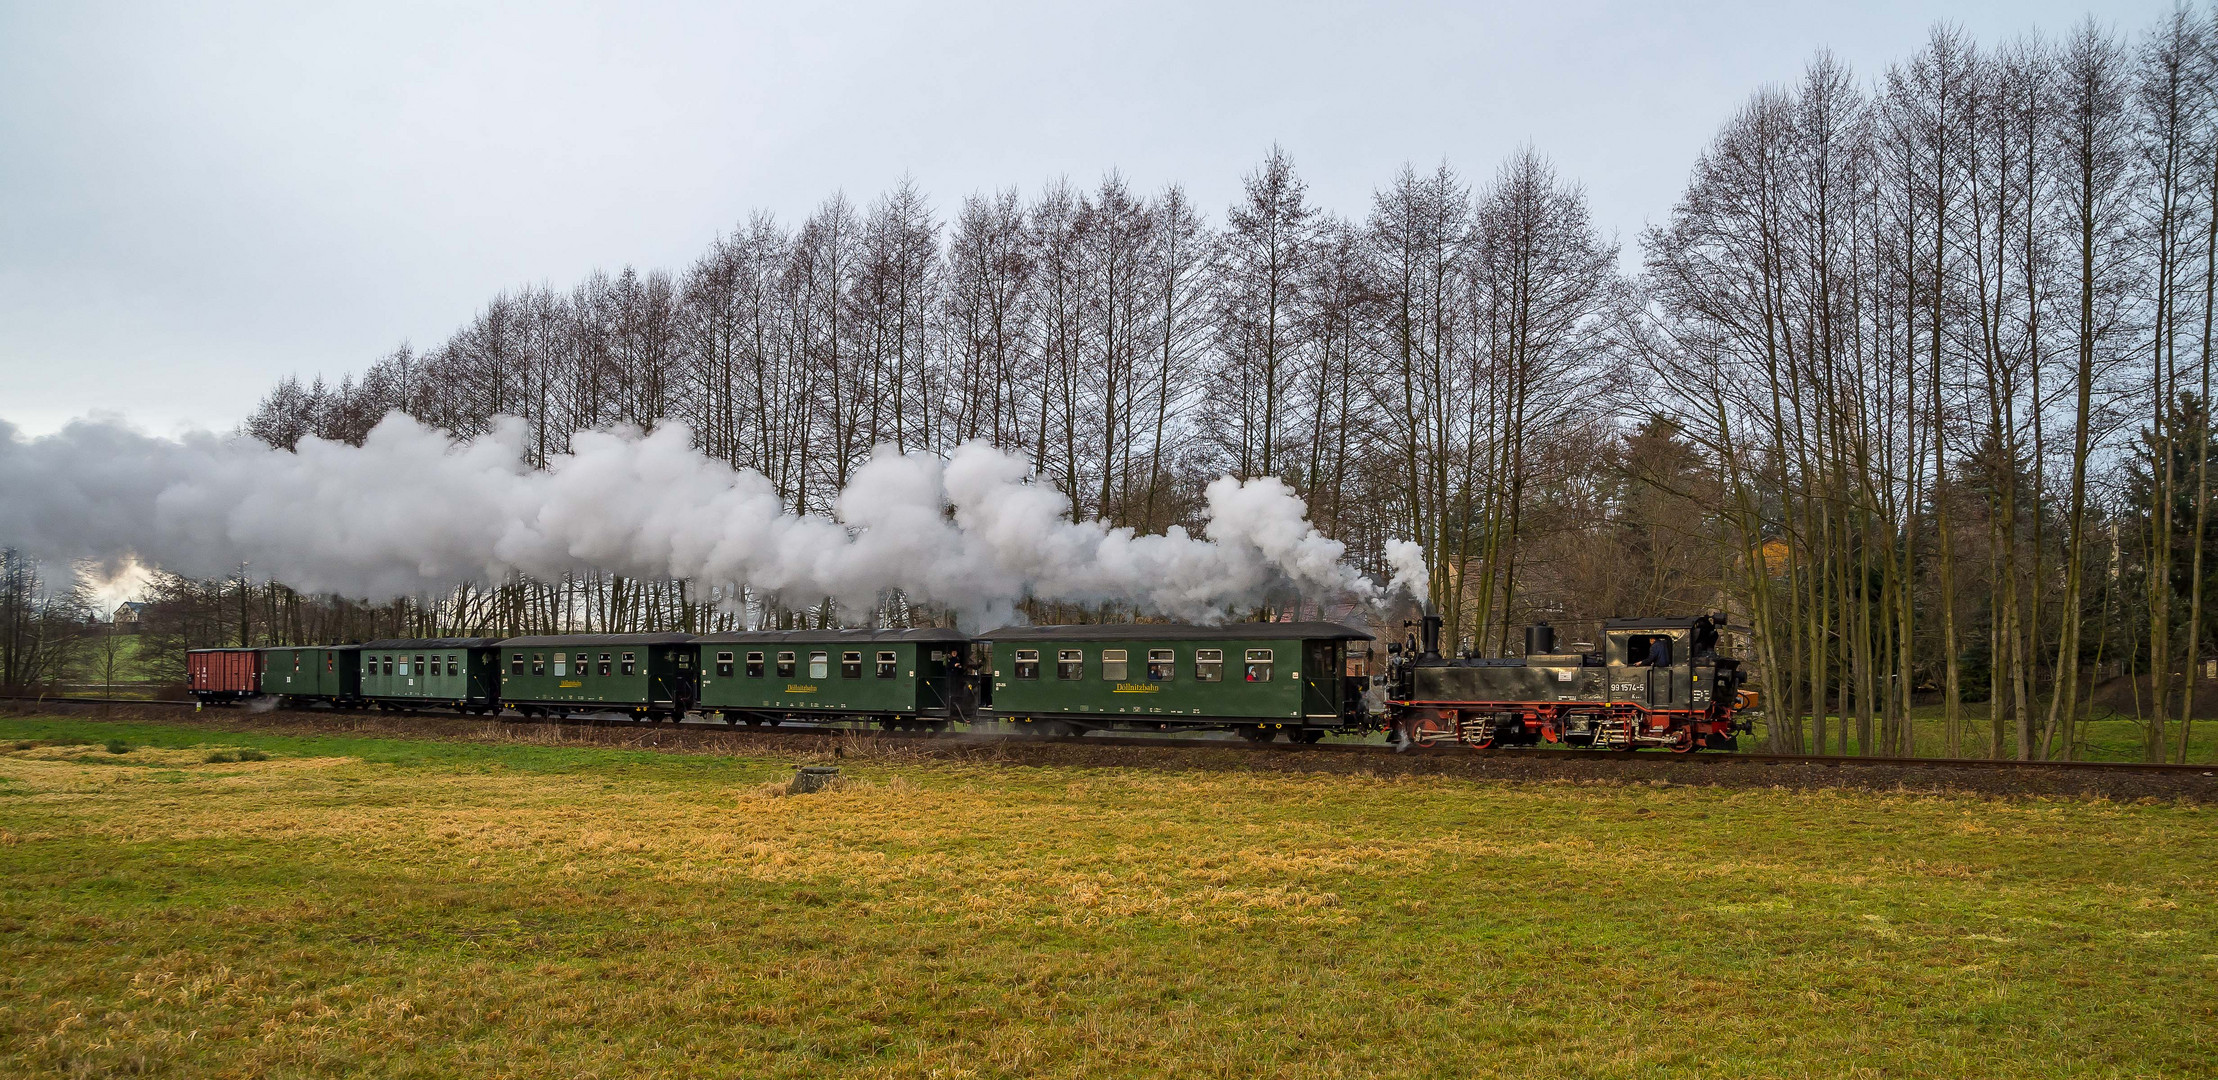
[1756,707,2218,764]
[2,715,2213,1078]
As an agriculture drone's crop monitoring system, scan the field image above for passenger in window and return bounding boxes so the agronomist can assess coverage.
[1014,650,1039,679]
[876,651,897,678]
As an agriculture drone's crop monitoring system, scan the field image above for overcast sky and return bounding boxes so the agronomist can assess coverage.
[0,0,2171,438]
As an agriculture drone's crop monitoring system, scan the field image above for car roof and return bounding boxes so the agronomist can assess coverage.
[976,621,1373,642]
[693,627,970,644]
[497,633,695,647]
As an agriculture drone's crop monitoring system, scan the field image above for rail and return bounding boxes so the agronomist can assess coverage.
[4,694,2213,775]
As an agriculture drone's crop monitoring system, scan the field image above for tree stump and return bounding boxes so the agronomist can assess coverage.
[788,765,840,794]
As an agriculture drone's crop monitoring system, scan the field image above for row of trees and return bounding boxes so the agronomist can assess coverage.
[102,9,2218,761]
[1642,11,2218,762]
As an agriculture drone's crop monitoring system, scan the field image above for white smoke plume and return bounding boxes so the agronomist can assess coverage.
[0,413,1430,627]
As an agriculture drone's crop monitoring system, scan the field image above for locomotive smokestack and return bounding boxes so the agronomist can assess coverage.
[1420,606,1442,660]
[1524,621,1555,656]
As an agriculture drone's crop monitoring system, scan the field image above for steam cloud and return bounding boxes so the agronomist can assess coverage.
[0,413,1429,627]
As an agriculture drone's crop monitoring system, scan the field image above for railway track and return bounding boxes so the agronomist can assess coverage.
[8,694,2214,777]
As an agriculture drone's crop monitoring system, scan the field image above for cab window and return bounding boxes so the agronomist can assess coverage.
[840,651,862,679]
[1057,649,1083,680]
[808,651,829,679]
[747,651,765,678]
[1014,649,1040,679]
[1194,649,1223,682]
[1100,649,1128,681]
[1148,649,1175,681]
[776,651,796,678]
[716,651,734,678]
[876,651,898,678]
[1626,635,1674,667]
[1244,649,1274,682]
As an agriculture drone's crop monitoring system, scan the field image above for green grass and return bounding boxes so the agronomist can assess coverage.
[1,715,2213,1078]
[1757,706,2218,763]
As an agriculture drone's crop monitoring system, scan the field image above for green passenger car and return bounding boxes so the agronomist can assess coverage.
[692,628,973,726]
[356,638,504,712]
[259,645,359,704]
[497,634,697,718]
[980,622,1373,740]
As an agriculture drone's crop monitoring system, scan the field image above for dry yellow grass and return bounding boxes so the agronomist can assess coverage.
[1,715,2214,1078]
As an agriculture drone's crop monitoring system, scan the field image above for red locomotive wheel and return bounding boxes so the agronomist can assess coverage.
[1667,728,1695,754]
[1404,715,1455,748]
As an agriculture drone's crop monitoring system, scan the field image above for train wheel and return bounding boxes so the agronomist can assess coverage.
[1668,728,1695,754]
[1237,725,1274,742]
[1404,715,1454,748]
[1292,729,1325,744]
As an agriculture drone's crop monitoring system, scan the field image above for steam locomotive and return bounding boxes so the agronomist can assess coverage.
[196,612,1754,751]
[1381,613,1752,752]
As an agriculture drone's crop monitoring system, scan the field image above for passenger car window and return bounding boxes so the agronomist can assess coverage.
[1148,649,1175,681]
[1014,649,1040,679]
[512,653,524,676]
[876,651,897,678]
[1244,649,1274,682]
[1100,649,1127,681]
[598,653,611,676]
[809,652,829,679]
[716,651,734,677]
[531,653,544,676]
[841,651,862,679]
[553,653,567,677]
[746,651,765,678]
[776,651,796,678]
[1057,649,1083,680]
[1194,649,1223,682]
[383,656,395,676]
[621,652,637,676]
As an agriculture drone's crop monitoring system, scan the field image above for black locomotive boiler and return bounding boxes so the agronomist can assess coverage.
[1384,613,1752,752]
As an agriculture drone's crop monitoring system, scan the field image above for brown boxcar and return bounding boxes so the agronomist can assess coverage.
[186,648,262,703]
